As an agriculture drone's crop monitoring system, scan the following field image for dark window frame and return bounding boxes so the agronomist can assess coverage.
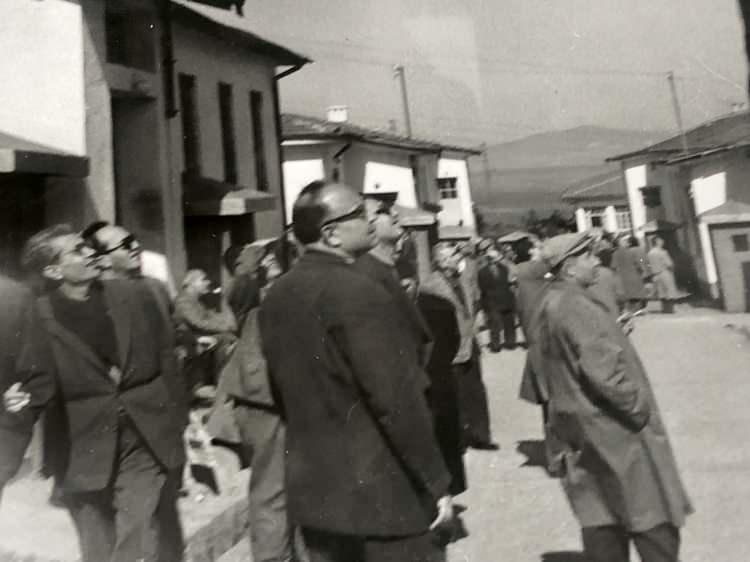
[249,90,268,191]
[178,73,201,175]
[218,82,238,184]
[437,177,459,199]
[733,233,749,252]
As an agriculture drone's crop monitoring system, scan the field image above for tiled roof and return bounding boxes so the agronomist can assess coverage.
[282,114,482,155]
[171,0,310,65]
[561,171,626,202]
[608,111,750,162]
[700,199,750,218]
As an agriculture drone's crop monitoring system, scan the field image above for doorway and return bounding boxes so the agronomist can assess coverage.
[0,175,46,279]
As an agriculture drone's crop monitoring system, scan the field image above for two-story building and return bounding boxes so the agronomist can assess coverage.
[281,111,481,275]
[609,111,750,309]
[0,0,308,283]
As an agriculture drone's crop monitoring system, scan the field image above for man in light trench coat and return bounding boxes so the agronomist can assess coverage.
[536,232,693,562]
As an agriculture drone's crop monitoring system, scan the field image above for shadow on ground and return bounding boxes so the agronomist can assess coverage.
[541,551,588,561]
[516,439,547,468]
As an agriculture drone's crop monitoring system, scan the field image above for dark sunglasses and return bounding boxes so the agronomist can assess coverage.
[98,234,138,255]
[321,203,367,227]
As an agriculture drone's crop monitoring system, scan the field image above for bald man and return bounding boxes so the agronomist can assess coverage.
[261,181,452,562]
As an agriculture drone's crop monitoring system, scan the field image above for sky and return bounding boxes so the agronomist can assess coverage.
[235,0,749,147]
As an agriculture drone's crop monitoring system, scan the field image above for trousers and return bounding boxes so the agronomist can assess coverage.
[64,417,184,562]
[487,308,516,349]
[234,403,294,562]
[582,523,680,562]
[302,527,445,562]
[453,347,492,446]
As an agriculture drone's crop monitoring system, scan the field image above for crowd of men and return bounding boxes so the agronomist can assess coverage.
[0,179,692,562]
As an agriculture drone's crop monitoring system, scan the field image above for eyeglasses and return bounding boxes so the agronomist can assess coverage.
[98,234,138,255]
[321,203,367,227]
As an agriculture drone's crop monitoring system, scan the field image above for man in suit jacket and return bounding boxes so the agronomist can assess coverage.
[477,243,517,352]
[1,224,188,562]
[261,181,452,562]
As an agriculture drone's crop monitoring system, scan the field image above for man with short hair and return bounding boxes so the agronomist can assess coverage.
[261,181,453,562]
[477,242,516,352]
[1,224,188,562]
[536,232,692,562]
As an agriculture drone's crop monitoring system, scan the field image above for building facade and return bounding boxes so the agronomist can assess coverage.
[0,0,307,283]
[609,111,750,305]
[561,171,632,234]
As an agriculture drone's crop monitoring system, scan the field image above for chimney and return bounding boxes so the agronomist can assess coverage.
[326,105,349,123]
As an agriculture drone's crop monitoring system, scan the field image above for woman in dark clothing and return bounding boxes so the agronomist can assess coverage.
[417,291,467,495]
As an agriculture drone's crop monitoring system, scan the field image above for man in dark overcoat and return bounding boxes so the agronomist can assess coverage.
[477,242,516,352]
[0,224,187,562]
[536,232,693,562]
[261,181,453,562]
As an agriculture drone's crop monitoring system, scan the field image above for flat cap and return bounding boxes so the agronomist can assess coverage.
[541,231,594,269]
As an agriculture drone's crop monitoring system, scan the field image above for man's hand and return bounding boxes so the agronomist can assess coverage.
[3,383,30,414]
[196,336,218,354]
[429,495,454,531]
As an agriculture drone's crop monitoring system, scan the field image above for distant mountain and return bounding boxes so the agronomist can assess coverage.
[469,126,671,215]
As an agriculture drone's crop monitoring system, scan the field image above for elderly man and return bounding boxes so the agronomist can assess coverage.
[422,242,498,451]
[535,232,692,562]
[1,224,187,562]
[261,181,452,562]
[354,199,432,367]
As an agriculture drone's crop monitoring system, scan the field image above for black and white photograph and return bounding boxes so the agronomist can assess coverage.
[1,1,750,560]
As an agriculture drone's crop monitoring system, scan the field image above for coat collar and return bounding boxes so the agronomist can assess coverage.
[36,281,132,372]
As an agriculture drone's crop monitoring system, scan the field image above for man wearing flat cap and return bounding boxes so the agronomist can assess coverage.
[534,232,692,562]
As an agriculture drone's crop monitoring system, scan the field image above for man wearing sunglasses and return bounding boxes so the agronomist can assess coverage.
[261,181,453,562]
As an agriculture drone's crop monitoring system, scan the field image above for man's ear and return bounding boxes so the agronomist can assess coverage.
[42,264,63,281]
[320,225,341,248]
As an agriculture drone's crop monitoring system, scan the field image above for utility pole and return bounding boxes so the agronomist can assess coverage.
[481,142,491,202]
[666,71,689,153]
[393,65,413,137]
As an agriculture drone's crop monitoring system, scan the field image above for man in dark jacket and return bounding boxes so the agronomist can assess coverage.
[1,224,188,562]
[536,232,692,562]
[261,181,452,562]
[477,242,516,352]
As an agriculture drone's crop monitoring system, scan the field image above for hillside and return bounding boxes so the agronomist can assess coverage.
[470,125,670,214]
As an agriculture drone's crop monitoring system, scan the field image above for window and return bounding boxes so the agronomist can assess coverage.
[105,2,156,71]
[438,177,458,199]
[178,74,201,175]
[249,90,268,191]
[585,208,606,229]
[733,234,749,252]
[640,185,662,208]
[615,208,632,231]
[218,83,237,184]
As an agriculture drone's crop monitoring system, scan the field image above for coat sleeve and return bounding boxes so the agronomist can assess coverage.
[334,289,451,501]
[561,296,650,430]
[0,305,56,486]
[174,294,237,334]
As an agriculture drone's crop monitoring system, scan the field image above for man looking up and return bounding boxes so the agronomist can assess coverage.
[1,224,187,562]
[536,232,692,562]
[261,181,452,562]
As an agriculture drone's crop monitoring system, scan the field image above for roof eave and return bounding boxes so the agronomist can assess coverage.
[171,3,311,66]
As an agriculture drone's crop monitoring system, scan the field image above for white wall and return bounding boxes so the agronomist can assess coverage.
[624,164,647,237]
[691,171,727,288]
[0,1,85,155]
[575,207,587,232]
[362,161,417,207]
[282,158,325,220]
[438,157,475,231]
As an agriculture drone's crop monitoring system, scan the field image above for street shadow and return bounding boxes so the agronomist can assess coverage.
[516,439,547,468]
[541,551,589,562]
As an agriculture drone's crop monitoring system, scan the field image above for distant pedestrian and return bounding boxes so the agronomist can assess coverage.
[261,181,453,562]
[536,232,693,562]
[477,243,516,352]
[611,234,648,312]
[648,236,681,314]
